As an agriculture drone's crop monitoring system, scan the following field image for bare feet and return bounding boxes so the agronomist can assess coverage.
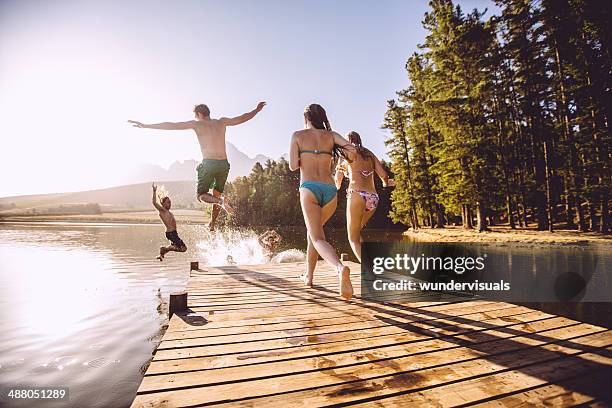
[219,196,235,215]
[337,264,353,300]
[157,246,169,261]
[298,273,313,287]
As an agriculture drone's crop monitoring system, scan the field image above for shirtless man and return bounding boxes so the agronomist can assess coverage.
[129,101,266,230]
[152,183,187,261]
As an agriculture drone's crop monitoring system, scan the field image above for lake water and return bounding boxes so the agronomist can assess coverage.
[0,222,609,407]
[0,222,364,408]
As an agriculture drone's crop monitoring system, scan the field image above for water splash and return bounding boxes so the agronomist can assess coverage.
[271,249,306,264]
[195,229,305,266]
[155,184,170,200]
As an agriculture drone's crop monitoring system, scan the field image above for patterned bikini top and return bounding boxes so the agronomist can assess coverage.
[339,157,375,179]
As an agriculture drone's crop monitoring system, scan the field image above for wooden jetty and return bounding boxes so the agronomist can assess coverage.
[132,261,612,407]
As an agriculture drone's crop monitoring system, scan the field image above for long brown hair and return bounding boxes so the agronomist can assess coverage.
[304,104,331,131]
[303,104,350,165]
[347,131,373,162]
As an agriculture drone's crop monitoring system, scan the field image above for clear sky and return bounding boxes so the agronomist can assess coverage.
[0,0,497,197]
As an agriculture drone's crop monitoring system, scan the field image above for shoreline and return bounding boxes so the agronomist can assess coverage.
[404,225,612,248]
[2,215,611,249]
[0,209,210,225]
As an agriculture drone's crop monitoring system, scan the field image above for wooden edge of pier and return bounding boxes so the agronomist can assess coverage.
[131,260,612,407]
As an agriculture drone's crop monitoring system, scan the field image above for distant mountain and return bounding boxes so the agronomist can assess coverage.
[0,143,281,212]
[226,143,273,180]
[125,142,272,185]
[127,161,198,185]
[0,181,197,212]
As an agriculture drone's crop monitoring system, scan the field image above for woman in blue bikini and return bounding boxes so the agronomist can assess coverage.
[289,104,355,300]
[335,131,394,262]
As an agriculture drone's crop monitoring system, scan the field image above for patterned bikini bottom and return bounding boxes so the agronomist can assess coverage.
[347,189,379,212]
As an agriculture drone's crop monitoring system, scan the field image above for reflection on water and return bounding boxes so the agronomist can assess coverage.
[0,223,313,408]
[0,222,609,407]
[0,223,234,407]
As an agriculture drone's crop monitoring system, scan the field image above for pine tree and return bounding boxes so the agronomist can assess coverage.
[383,0,609,234]
[383,99,420,229]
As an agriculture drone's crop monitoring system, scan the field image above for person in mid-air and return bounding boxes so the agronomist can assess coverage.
[129,101,267,231]
[152,183,187,261]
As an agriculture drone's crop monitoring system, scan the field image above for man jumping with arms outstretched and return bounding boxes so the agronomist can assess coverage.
[129,101,266,230]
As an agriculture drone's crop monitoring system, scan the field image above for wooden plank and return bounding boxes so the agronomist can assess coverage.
[145,316,575,376]
[225,336,611,407]
[185,289,427,309]
[466,367,612,407]
[161,301,508,341]
[185,294,463,316]
[141,316,579,389]
[153,309,551,360]
[132,331,610,407]
[350,345,612,407]
[184,289,429,305]
[166,297,464,332]
[157,305,531,349]
[132,261,612,408]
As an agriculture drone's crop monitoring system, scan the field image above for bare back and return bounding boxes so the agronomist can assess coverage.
[343,152,377,193]
[193,119,228,160]
[294,129,336,184]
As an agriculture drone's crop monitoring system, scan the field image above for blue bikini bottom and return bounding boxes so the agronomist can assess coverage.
[300,182,338,207]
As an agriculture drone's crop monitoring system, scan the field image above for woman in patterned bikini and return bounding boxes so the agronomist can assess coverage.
[335,131,394,262]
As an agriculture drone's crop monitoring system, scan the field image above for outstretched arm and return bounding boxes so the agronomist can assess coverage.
[258,231,275,247]
[258,234,267,247]
[332,132,356,159]
[220,102,266,126]
[152,183,164,211]
[129,120,196,130]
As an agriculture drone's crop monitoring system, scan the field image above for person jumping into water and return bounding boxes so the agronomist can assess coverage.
[258,229,283,259]
[289,103,355,300]
[152,183,187,261]
[129,101,267,231]
[335,131,394,262]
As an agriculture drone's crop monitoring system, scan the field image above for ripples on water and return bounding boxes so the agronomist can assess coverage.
[0,223,305,408]
[0,223,609,407]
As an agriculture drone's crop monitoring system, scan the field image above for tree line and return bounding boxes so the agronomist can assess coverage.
[223,158,399,229]
[383,0,610,233]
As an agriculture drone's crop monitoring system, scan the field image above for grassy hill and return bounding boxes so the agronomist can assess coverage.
[0,180,199,214]
[0,141,281,218]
